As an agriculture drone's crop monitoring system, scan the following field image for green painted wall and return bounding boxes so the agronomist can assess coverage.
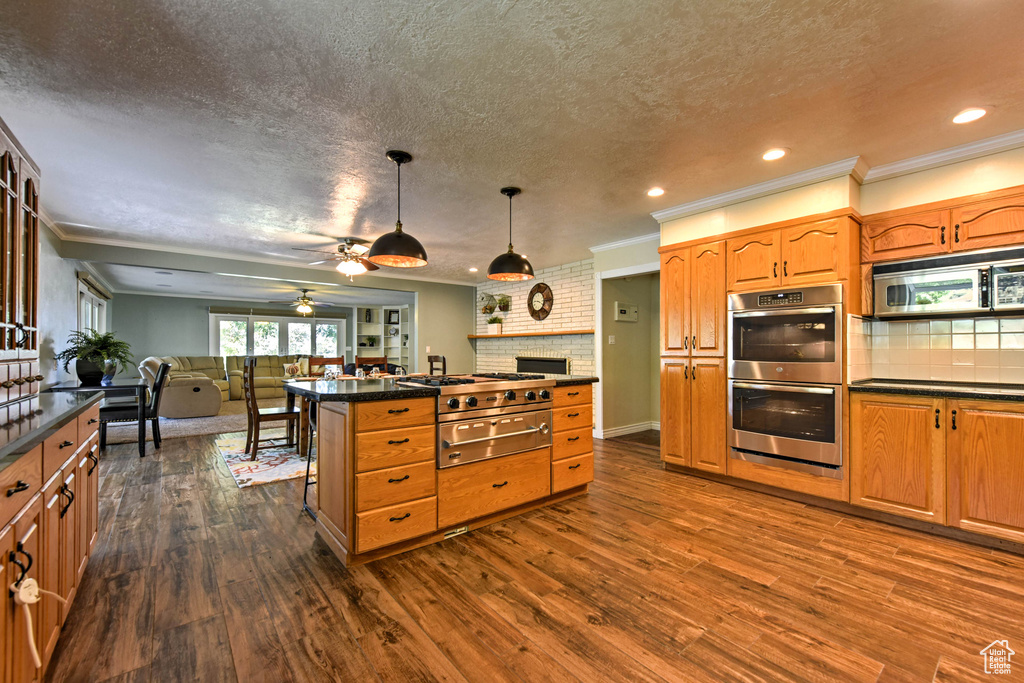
[601,273,660,430]
[38,223,85,386]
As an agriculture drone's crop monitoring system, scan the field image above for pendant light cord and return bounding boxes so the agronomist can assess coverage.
[508,192,513,251]
[397,161,401,224]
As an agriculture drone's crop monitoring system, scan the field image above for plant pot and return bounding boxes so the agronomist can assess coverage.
[76,359,105,386]
[487,323,503,335]
[498,304,510,312]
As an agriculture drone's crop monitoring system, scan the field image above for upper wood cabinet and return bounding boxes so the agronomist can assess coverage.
[726,231,781,292]
[659,247,690,356]
[690,241,726,357]
[780,217,850,286]
[951,194,1024,252]
[850,393,946,524]
[947,399,1024,544]
[0,121,39,360]
[861,209,949,263]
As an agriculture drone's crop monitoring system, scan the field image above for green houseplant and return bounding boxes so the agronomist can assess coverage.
[496,294,511,312]
[486,316,503,335]
[55,329,134,386]
[366,335,378,347]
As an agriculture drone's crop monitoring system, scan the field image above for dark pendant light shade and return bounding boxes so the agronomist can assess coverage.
[487,186,534,281]
[368,150,428,268]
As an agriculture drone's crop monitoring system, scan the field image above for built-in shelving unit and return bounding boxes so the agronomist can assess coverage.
[352,304,413,369]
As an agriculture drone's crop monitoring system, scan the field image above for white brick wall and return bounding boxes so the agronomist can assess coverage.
[474,259,595,375]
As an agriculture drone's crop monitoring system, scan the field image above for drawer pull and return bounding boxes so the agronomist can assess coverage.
[59,440,74,449]
[34,375,44,381]
[567,436,580,442]
[6,480,30,497]
[387,408,410,414]
[388,475,410,483]
[12,377,26,385]
[59,484,75,518]
[1,380,13,388]
[492,481,509,488]
[568,464,582,470]
[567,412,580,418]
[389,513,411,522]
[567,391,580,397]
[88,418,98,424]
[388,438,410,445]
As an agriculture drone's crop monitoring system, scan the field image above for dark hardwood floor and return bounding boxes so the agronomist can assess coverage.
[45,431,1024,682]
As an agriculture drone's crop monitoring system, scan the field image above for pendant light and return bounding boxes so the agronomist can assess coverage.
[487,186,534,281]
[367,150,428,268]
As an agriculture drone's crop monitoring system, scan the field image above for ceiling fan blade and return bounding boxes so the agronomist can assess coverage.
[310,301,335,307]
[350,243,370,255]
[307,259,337,266]
[292,247,339,255]
[360,257,380,271]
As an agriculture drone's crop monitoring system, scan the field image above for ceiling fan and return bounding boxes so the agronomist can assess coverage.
[293,237,380,279]
[268,289,334,315]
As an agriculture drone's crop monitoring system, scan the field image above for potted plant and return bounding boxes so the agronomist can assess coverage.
[55,329,133,386]
[479,293,496,314]
[366,335,378,347]
[496,294,511,312]
[487,316,503,335]
[402,333,409,347]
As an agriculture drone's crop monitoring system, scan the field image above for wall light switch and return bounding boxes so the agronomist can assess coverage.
[608,335,616,345]
[425,346,431,353]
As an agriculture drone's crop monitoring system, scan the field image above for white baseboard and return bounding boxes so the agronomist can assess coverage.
[596,421,660,439]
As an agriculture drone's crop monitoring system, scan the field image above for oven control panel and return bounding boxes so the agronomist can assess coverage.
[758,292,803,306]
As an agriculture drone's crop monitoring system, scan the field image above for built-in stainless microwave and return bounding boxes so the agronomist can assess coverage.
[873,247,1024,317]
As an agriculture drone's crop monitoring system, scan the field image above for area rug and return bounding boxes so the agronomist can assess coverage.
[215,431,316,488]
[104,397,288,444]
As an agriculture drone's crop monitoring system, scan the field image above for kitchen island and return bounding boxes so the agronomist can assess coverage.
[285,374,598,566]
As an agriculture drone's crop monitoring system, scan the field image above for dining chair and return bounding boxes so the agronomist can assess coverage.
[428,355,446,375]
[98,362,170,454]
[354,355,388,372]
[308,356,345,376]
[243,356,300,461]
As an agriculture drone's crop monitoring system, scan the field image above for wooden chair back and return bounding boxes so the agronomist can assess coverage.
[148,363,171,415]
[309,356,345,375]
[242,356,259,421]
[355,355,388,370]
[428,355,446,376]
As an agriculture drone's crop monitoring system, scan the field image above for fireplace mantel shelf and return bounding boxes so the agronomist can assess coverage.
[467,329,595,339]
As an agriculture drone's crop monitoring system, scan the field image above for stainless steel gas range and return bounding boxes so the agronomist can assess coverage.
[397,373,555,468]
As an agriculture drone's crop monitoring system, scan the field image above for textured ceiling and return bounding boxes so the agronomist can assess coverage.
[3,0,1024,283]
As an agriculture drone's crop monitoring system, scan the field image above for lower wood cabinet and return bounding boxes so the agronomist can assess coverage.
[437,448,550,528]
[5,494,43,683]
[850,393,946,524]
[355,496,437,553]
[660,357,726,473]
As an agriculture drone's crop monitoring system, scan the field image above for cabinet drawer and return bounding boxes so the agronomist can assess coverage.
[552,453,593,493]
[356,496,437,553]
[42,419,79,482]
[356,461,437,512]
[0,444,42,527]
[355,425,435,472]
[552,427,592,460]
[77,403,101,440]
[437,448,550,528]
[552,405,592,433]
[552,384,591,407]
[355,398,435,431]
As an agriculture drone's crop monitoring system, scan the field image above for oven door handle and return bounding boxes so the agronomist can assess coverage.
[442,424,547,449]
[731,306,836,318]
[732,382,835,395]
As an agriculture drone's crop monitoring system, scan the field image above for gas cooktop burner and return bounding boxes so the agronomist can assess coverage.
[473,372,546,380]
[400,376,476,387]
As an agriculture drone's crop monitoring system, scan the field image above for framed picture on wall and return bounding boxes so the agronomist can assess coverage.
[386,310,400,324]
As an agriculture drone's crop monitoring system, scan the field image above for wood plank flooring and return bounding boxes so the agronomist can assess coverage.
[45,431,1024,682]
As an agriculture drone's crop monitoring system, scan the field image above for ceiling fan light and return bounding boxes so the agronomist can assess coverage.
[296,303,313,314]
[335,259,367,276]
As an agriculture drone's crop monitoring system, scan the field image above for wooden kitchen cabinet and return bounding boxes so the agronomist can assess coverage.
[7,494,43,683]
[950,193,1024,252]
[727,231,781,292]
[0,522,11,683]
[660,358,690,467]
[780,217,850,286]
[850,393,946,524]
[861,209,949,263]
[660,240,725,356]
[437,448,550,527]
[660,357,726,473]
[659,246,690,356]
[0,119,40,360]
[947,399,1024,543]
[550,384,594,493]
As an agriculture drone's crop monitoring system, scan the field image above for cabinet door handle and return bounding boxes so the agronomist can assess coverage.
[10,542,34,587]
[951,409,957,430]
[387,474,410,483]
[567,412,580,418]
[492,481,509,488]
[692,335,696,350]
[88,418,98,425]
[567,436,580,442]
[59,484,75,518]
[87,451,99,475]
[568,463,582,470]
[684,336,688,349]
[935,409,940,429]
[940,225,946,244]
[6,480,30,497]
[954,224,960,243]
[684,365,688,379]
[389,513,411,522]
[783,261,788,277]
[387,408,409,414]
[387,438,410,445]
[692,366,696,381]
[59,440,74,449]
[773,262,778,278]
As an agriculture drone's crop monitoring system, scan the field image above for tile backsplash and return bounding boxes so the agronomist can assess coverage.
[848,315,1024,383]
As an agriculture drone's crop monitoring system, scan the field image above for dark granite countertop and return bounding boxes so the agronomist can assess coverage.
[283,379,440,402]
[548,375,599,386]
[0,392,103,473]
[849,379,1024,402]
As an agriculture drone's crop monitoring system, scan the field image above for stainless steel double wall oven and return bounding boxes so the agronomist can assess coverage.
[727,283,844,478]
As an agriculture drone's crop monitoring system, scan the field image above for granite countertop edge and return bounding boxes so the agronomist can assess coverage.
[284,382,440,402]
[0,393,103,473]
[553,376,599,386]
[849,379,1024,402]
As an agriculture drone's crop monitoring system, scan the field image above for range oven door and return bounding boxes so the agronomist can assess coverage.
[439,409,552,468]
[729,305,842,384]
[728,381,841,469]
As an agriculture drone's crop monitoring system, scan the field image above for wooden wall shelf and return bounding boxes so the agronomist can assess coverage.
[468,329,595,339]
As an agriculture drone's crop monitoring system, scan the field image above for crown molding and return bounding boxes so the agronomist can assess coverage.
[861,128,1024,184]
[38,207,68,239]
[588,232,660,254]
[651,156,866,224]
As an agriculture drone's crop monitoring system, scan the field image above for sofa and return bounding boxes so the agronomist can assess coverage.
[147,356,231,401]
[139,357,223,419]
[225,354,300,400]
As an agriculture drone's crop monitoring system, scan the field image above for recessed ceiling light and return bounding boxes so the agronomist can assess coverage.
[469,267,478,273]
[155,270,173,275]
[762,148,787,161]
[647,187,665,197]
[953,108,987,124]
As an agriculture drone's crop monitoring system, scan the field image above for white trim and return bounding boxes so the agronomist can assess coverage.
[588,232,660,254]
[862,128,1024,184]
[592,271,603,439]
[599,262,661,281]
[650,156,867,223]
[598,421,660,439]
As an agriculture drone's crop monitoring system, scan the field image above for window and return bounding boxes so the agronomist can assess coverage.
[316,323,338,356]
[253,320,279,355]
[78,283,106,333]
[210,314,345,357]
[218,319,247,356]
[288,322,312,355]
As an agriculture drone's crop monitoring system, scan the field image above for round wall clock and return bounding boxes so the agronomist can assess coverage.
[527,282,553,320]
